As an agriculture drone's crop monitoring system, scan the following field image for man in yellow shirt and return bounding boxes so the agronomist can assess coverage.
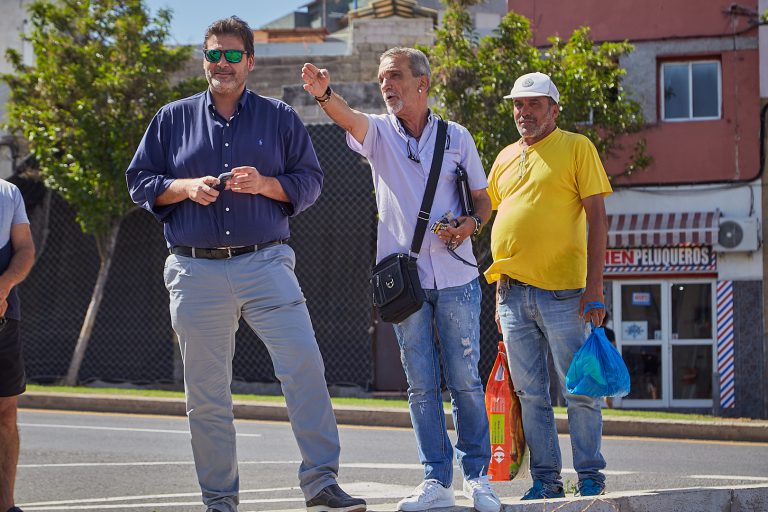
[485,72,612,500]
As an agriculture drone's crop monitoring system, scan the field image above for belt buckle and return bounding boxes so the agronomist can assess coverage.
[226,247,233,259]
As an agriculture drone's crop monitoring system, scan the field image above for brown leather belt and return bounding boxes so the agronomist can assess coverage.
[170,240,283,259]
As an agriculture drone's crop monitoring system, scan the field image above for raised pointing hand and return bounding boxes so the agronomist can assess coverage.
[301,63,331,97]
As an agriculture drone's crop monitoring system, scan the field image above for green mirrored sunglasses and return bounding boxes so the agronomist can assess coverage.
[203,49,248,64]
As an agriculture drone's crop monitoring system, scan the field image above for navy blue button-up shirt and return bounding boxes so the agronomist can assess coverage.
[126,89,323,248]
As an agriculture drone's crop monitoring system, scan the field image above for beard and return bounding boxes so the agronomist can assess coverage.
[515,110,555,139]
[206,69,245,95]
[385,99,403,115]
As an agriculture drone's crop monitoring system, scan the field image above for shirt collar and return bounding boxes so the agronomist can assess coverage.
[205,88,250,118]
[392,108,436,142]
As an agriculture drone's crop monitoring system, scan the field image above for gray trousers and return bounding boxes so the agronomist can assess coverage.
[164,244,340,512]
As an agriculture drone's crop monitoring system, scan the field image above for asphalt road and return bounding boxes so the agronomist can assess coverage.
[14,409,768,512]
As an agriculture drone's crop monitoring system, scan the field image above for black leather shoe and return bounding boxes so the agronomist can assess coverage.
[7,507,24,512]
[305,484,367,512]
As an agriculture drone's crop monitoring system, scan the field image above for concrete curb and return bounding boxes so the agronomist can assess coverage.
[282,485,768,512]
[18,391,768,443]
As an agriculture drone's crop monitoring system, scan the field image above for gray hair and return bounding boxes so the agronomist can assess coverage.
[380,47,431,85]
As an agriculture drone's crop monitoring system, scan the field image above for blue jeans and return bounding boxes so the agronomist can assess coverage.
[392,278,491,486]
[497,278,605,492]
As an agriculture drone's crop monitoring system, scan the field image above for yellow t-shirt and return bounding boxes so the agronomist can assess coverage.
[484,128,612,290]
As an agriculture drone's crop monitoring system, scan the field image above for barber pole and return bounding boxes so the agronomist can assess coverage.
[716,280,735,409]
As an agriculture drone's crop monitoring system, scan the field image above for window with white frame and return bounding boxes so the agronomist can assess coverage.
[661,60,721,121]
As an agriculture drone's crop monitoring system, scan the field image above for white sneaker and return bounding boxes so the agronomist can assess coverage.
[397,479,455,511]
[463,476,501,512]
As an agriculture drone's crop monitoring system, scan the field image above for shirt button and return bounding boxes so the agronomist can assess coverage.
[224,163,229,167]
[226,230,231,235]
[225,143,229,147]
[225,207,230,212]
[226,123,230,127]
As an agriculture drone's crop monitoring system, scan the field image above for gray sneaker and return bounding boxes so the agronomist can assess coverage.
[463,476,501,512]
[397,479,455,511]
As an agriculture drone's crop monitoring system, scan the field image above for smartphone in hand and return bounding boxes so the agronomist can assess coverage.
[212,171,233,191]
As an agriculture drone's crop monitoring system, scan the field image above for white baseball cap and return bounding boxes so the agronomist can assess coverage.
[503,72,560,104]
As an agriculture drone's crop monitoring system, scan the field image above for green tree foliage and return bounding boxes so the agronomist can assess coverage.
[425,0,650,178]
[2,0,206,384]
[3,0,203,249]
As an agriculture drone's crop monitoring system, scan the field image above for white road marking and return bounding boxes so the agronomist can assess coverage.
[18,422,261,437]
[344,462,423,470]
[563,468,637,476]
[19,460,303,469]
[23,501,213,510]
[21,487,299,507]
[19,482,412,510]
[19,461,195,468]
[19,458,639,475]
[688,474,768,481]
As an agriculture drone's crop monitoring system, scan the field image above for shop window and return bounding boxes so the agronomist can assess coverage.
[620,284,661,340]
[672,283,712,339]
[622,345,662,400]
[661,60,721,121]
[672,345,713,400]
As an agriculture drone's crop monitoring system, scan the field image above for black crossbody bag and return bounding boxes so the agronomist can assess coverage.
[370,120,448,324]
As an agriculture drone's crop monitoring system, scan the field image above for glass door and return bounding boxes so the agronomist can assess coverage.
[670,282,713,406]
[615,282,665,406]
[612,279,714,408]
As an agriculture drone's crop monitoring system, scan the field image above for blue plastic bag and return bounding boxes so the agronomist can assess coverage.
[566,303,630,397]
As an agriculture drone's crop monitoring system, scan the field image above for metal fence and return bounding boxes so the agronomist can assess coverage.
[16,123,503,391]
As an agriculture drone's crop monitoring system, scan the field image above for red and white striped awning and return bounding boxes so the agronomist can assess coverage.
[607,211,718,248]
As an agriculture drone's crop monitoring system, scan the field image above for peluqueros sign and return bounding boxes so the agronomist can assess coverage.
[604,245,716,275]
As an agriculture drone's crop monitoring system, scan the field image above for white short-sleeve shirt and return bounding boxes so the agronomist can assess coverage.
[1,179,29,248]
[347,111,487,290]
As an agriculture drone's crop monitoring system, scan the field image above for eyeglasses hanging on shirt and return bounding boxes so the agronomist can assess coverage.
[405,132,451,163]
[518,148,529,180]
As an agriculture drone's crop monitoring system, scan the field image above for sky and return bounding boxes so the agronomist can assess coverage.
[144,0,311,45]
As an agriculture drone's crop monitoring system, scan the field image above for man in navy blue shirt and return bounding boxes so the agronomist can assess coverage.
[126,16,365,512]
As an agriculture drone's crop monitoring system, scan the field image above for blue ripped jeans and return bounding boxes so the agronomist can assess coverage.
[497,278,606,492]
[392,278,491,486]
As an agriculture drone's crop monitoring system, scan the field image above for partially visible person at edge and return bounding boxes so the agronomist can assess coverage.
[485,72,612,500]
[301,48,501,512]
[125,15,365,512]
[0,178,36,512]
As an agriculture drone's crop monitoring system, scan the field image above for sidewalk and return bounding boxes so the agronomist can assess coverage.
[283,485,768,512]
[17,390,768,443]
[278,485,768,512]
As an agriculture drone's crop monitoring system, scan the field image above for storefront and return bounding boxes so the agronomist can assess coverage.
[603,211,739,411]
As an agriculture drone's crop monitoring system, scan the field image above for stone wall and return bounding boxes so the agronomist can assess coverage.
[283,82,386,124]
[175,16,436,122]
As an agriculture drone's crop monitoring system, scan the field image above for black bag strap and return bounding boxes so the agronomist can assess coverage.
[409,119,448,258]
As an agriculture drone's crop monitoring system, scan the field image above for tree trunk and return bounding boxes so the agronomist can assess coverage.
[62,222,121,386]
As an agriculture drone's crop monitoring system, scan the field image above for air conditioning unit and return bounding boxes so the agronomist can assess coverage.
[714,217,760,252]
